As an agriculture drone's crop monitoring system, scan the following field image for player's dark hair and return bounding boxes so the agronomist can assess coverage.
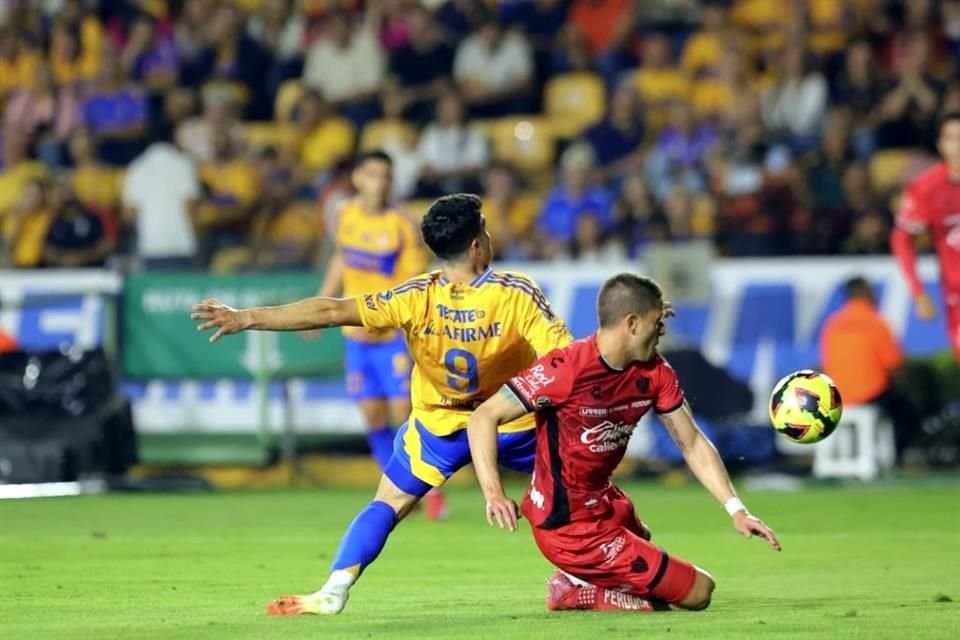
[421,193,485,261]
[939,110,960,135]
[597,273,663,328]
[844,276,874,302]
[354,149,392,169]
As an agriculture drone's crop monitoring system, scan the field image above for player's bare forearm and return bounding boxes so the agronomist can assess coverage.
[685,430,739,505]
[466,406,506,501]
[468,385,530,531]
[192,296,362,343]
[245,297,362,331]
[661,403,782,550]
[891,226,923,298]
[659,402,737,505]
[467,386,529,500]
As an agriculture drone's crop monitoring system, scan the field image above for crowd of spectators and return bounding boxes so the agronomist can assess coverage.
[0,0,956,271]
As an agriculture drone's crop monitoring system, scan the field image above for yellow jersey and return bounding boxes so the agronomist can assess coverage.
[336,199,426,342]
[71,165,124,214]
[356,269,574,436]
[300,116,356,171]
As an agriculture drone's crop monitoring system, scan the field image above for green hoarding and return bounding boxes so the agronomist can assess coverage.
[123,273,344,379]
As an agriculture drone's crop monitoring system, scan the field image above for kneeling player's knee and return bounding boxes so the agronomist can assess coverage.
[681,570,715,611]
[374,475,419,519]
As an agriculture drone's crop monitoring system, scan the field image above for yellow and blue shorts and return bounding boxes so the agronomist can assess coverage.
[344,335,412,401]
[384,418,537,497]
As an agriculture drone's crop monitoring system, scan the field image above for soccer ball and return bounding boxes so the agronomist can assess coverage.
[769,370,843,444]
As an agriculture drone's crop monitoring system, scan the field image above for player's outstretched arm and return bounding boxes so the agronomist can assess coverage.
[660,402,782,551]
[192,296,363,343]
[891,227,937,320]
[466,385,530,532]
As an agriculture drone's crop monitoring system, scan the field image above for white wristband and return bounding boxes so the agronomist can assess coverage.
[724,497,746,517]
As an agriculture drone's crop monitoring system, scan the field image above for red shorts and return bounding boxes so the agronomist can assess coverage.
[529,486,697,604]
[947,301,960,361]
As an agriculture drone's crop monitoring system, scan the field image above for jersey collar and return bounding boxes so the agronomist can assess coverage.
[471,267,493,287]
[437,268,493,288]
[599,352,626,373]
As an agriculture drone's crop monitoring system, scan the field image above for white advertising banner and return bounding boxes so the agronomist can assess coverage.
[116,256,947,447]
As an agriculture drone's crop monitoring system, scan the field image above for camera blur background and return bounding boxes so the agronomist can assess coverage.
[0,0,958,492]
[3,4,960,640]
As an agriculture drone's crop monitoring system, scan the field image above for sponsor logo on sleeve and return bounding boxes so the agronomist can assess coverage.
[363,294,376,311]
[521,364,555,392]
[510,375,534,400]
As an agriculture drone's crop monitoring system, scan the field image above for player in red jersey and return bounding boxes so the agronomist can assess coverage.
[467,274,780,612]
[891,111,960,361]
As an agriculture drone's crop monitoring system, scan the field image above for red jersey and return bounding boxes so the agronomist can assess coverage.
[506,335,684,530]
[894,163,960,300]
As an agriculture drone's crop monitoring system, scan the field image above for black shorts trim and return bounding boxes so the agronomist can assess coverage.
[646,549,671,591]
[540,408,571,529]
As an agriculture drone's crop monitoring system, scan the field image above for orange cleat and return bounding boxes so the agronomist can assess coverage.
[265,589,348,615]
[266,596,308,616]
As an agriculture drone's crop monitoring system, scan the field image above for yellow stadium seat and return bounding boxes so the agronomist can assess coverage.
[544,72,607,138]
[869,149,911,195]
[360,119,417,151]
[241,122,298,154]
[275,80,305,122]
[691,195,716,237]
[210,247,255,274]
[489,116,556,175]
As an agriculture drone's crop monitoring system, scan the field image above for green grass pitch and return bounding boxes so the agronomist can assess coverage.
[1,481,958,640]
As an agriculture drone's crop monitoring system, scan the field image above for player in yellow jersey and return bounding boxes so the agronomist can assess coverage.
[192,194,574,615]
[314,150,446,515]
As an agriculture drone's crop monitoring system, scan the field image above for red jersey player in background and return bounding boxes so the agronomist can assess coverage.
[891,111,960,361]
[467,274,780,613]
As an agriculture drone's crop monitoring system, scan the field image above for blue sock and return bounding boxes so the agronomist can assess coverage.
[331,500,398,576]
[367,425,394,471]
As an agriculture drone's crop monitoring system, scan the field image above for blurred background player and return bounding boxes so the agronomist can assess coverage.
[891,112,960,361]
[310,150,447,519]
[468,274,779,613]
[192,194,574,615]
